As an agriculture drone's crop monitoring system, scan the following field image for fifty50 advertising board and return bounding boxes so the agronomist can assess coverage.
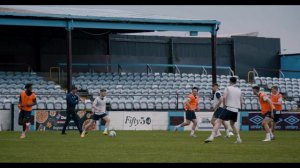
[108,111,168,130]
[123,112,153,130]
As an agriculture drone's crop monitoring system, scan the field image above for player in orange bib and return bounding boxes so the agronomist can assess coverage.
[252,86,275,142]
[270,86,282,140]
[18,83,37,139]
[174,87,199,137]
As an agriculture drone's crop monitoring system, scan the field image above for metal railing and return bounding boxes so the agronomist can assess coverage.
[253,68,285,78]
[49,67,61,84]
[58,63,234,76]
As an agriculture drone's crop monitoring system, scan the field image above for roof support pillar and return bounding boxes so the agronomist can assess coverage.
[211,25,219,85]
[66,20,73,93]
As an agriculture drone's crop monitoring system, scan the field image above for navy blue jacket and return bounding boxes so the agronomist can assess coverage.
[66,92,79,112]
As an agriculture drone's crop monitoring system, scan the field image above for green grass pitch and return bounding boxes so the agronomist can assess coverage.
[0,130,299,163]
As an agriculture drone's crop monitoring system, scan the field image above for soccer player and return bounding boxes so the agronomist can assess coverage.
[18,83,36,139]
[205,77,242,143]
[270,86,282,140]
[252,85,275,142]
[174,87,199,137]
[81,89,111,137]
[211,83,233,138]
[62,85,84,135]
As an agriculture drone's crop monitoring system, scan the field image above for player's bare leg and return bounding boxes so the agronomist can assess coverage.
[222,120,233,137]
[19,117,29,139]
[262,117,273,141]
[205,118,222,143]
[270,121,276,140]
[211,117,221,137]
[102,116,110,135]
[190,119,197,137]
[230,120,242,143]
[81,119,94,137]
[174,120,191,131]
[20,119,26,139]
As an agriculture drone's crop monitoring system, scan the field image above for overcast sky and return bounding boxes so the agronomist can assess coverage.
[67,5,300,54]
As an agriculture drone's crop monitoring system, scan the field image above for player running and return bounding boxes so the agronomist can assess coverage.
[174,87,199,137]
[211,83,234,138]
[18,83,36,139]
[205,77,242,143]
[252,85,275,142]
[81,89,111,137]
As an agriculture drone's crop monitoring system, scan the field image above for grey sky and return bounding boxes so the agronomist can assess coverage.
[66,5,300,54]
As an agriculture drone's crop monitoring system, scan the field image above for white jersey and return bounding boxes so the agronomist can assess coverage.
[213,91,224,109]
[223,85,242,112]
[92,96,110,115]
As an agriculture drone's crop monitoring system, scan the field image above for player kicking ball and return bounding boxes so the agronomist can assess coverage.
[211,83,234,138]
[81,89,111,137]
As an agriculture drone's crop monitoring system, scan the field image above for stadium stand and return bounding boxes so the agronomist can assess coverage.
[73,72,299,111]
[0,71,66,110]
[0,71,298,111]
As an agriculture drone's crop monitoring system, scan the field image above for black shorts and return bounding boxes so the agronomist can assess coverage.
[213,107,225,118]
[219,108,238,122]
[18,110,32,124]
[262,110,276,119]
[185,110,196,120]
[93,113,108,120]
[273,110,281,122]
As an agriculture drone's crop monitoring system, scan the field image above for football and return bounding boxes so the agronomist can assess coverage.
[109,130,116,137]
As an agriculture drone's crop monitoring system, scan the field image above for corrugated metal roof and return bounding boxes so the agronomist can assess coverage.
[0,5,220,25]
[120,31,259,37]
